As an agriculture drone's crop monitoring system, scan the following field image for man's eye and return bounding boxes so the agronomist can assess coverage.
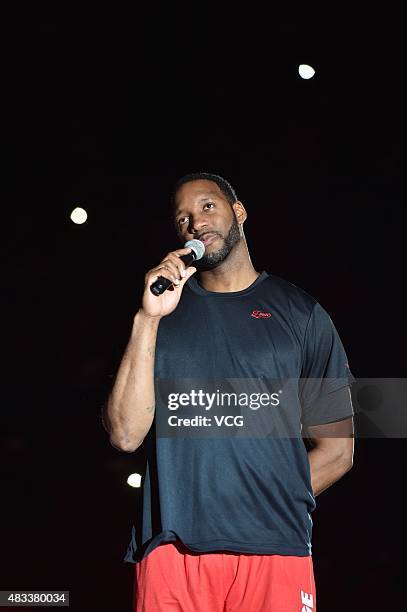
[178,217,188,225]
[204,202,215,209]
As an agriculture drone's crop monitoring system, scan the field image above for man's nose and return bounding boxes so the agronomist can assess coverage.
[188,214,208,235]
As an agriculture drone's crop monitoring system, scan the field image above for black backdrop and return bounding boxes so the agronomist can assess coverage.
[3,13,406,611]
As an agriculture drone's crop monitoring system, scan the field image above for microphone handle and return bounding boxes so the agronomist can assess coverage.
[150,252,196,296]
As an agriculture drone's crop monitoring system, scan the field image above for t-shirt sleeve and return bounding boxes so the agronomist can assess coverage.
[299,301,356,427]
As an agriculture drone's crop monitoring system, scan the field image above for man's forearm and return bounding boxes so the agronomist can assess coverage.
[103,309,160,452]
[308,446,352,496]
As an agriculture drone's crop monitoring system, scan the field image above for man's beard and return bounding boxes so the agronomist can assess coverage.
[196,215,241,271]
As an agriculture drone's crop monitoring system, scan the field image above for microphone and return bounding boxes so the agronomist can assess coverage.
[150,239,205,296]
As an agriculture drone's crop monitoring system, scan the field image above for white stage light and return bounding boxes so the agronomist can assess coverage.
[298,64,316,80]
[127,473,142,488]
[70,207,88,224]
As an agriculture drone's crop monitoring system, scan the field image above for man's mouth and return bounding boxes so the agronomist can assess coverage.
[199,232,219,246]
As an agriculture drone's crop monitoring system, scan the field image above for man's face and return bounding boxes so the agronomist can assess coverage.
[174,180,242,270]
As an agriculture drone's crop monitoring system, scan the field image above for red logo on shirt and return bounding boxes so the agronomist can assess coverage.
[251,310,272,319]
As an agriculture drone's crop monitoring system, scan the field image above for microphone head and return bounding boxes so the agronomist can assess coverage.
[184,239,205,261]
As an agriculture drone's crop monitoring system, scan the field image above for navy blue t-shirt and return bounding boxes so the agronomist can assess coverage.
[124,271,355,563]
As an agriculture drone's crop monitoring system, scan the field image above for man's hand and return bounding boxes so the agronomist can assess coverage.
[141,247,197,319]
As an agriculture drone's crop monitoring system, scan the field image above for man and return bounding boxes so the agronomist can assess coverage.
[103,172,355,611]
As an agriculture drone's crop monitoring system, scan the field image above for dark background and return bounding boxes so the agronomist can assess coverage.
[3,12,406,611]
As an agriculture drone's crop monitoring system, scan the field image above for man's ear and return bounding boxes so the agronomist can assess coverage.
[232,201,247,225]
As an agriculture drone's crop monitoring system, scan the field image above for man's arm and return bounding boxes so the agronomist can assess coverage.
[306,416,354,496]
[102,310,160,452]
[101,247,197,453]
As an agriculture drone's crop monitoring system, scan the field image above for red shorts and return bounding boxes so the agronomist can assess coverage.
[134,540,316,611]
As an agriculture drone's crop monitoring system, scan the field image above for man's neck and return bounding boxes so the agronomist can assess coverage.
[197,245,260,293]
